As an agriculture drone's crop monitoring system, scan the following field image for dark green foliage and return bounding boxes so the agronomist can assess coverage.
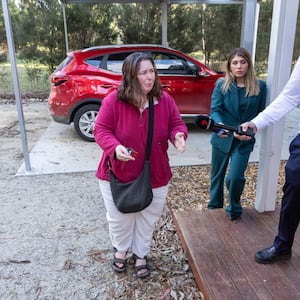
[168,4,204,54]
[116,4,161,44]
[0,51,7,63]
[66,3,118,50]
[201,5,242,66]
[1,0,300,76]
[0,8,5,48]
[10,0,65,71]
[255,0,273,73]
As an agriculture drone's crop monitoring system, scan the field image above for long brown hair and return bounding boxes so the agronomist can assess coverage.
[117,52,162,106]
[221,47,260,96]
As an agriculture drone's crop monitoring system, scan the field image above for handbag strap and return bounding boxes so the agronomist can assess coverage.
[145,97,154,161]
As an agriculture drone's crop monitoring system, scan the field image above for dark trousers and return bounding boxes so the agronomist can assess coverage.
[209,140,251,216]
[274,134,300,252]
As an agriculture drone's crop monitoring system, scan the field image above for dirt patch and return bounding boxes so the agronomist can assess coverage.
[0,92,49,103]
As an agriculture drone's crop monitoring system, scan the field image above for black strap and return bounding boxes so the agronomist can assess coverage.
[145,97,154,160]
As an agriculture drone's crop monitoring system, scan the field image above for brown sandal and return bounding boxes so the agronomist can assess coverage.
[133,254,151,278]
[112,253,127,273]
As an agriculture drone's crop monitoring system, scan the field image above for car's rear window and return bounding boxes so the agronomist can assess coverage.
[85,53,131,73]
[85,56,103,68]
[55,56,73,72]
[152,52,189,75]
[106,52,133,73]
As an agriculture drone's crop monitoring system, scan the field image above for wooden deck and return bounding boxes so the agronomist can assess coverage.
[173,206,300,300]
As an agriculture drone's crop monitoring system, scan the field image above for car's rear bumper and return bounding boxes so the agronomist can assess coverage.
[50,114,70,124]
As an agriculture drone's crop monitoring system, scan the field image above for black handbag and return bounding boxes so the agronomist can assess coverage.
[109,98,154,213]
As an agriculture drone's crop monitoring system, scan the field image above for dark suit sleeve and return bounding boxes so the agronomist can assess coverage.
[210,78,225,124]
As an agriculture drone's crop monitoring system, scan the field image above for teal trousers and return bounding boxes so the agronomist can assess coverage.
[208,140,251,216]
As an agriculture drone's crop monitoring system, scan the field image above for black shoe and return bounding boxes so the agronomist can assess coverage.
[255,246,291,264]
[226,213,241,221]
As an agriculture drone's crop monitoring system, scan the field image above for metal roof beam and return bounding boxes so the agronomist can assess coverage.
[61,0,243,4]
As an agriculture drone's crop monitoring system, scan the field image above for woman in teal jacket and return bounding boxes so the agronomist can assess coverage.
[208,48,266,220]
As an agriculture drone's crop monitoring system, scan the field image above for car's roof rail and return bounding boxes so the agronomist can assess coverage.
[82,44,171,52]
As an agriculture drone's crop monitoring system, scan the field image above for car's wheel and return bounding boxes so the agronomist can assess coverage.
[73,104,100,142]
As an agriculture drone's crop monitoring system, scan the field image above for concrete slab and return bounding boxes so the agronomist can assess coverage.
[16,108,300,176]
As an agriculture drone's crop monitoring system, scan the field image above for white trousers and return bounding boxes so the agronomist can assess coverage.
[99,180,168,258]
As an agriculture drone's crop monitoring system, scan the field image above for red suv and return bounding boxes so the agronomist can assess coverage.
[48,44,223,141]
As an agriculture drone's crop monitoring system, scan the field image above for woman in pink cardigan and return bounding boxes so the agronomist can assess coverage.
[94,52,187,279]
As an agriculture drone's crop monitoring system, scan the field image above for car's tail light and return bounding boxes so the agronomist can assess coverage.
[51,75,70,86]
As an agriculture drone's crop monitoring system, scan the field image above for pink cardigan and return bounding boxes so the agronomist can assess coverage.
[94,90,188,188]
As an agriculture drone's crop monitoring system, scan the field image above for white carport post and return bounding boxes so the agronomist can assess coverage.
[240,0,259,60]
[255,0,299,212]
[161,0,168,47]
[62,1,69,53]
[1,0,31,172]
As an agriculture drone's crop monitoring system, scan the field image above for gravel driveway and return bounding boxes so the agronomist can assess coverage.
[1,98,290,299]
[0,100,205,299]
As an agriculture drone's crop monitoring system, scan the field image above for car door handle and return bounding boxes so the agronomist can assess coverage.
[100,84,113,88]
[161,84,170,88]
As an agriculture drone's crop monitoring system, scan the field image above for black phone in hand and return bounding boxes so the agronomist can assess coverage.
[236,126,254,137]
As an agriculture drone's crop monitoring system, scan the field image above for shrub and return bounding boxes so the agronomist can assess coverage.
[0,52,7,63]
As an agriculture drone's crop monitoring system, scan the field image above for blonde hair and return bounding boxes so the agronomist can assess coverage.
[221,47,260,96]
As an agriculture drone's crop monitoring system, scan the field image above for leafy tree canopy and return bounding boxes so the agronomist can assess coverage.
[1,0,300,74]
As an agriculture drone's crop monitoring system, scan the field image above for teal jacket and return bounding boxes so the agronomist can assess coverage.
[210,78,266,154]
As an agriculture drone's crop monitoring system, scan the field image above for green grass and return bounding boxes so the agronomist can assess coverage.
[0,62,51,95]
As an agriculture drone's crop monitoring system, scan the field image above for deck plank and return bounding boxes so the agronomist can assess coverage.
[173,206,300,300]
